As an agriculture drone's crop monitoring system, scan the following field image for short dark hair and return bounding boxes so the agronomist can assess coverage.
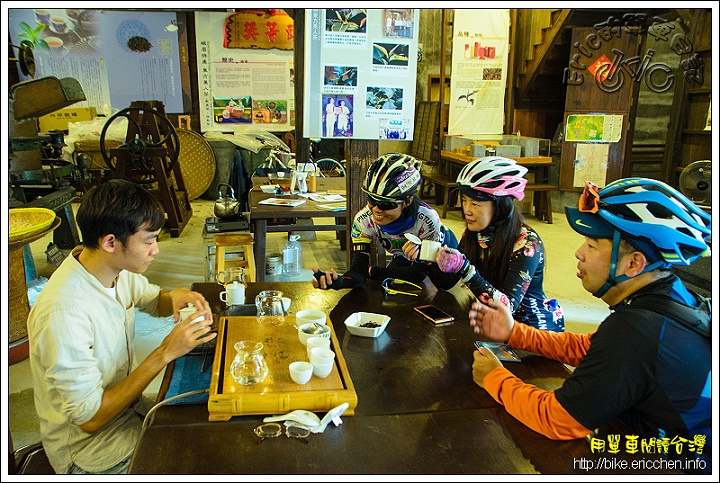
[76,180,165,249]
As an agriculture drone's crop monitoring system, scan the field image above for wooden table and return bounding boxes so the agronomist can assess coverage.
[129,281,677,474]
[249,177,347,282]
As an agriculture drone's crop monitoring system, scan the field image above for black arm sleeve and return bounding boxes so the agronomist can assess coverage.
[369,256,429,286]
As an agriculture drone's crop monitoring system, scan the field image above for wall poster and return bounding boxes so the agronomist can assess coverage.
[7,7,191,113]
[194,10,295,133]
[573,143,609,188]
[303,8,419,140]
[448,9,510,135]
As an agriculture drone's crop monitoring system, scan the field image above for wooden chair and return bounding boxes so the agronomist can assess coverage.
[525,183,556,224]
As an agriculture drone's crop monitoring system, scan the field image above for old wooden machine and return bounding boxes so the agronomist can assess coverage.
[99,100,191,237]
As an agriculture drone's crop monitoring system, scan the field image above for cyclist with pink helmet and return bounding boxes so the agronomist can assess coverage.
[406,156,564,331]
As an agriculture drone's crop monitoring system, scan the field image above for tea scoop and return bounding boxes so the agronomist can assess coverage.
[263,409,321,428]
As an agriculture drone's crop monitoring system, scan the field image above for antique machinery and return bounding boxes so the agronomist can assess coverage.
[99,100,192,237]
[8,76,87,250]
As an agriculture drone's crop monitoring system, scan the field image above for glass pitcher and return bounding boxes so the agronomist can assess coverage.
[230,340,268,386]
[216,267,247,287]
[255,290,286,325]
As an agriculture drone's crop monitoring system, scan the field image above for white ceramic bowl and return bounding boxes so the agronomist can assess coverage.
[289,361,313,384]
[297,322,331,346]
[281,297,292,311]
[296,309,327,326]
[344,312,391,338]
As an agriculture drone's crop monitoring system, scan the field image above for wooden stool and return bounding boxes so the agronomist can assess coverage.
[213,233,256,282]
[420,173,460,219]
[525,184,556,224]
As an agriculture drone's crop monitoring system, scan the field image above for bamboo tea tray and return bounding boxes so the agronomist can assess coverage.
[208,316,357,421]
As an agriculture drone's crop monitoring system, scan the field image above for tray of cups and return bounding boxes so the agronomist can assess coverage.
[208,315,357,421]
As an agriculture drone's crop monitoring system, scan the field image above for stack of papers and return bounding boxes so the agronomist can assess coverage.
[258,198,306,207]
[316,202,346,211]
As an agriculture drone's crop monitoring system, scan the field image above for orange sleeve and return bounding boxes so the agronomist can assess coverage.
[507,320,593,368]
[484,367,593,440]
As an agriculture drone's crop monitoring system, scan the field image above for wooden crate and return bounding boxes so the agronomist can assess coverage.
[208,315,357,421]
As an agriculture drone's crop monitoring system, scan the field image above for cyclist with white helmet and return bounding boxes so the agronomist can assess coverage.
[312,153,457,289]
[469,178,711,474]
[406,156,564,332]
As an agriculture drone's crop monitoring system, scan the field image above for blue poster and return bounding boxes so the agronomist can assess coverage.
[8,7,191,113]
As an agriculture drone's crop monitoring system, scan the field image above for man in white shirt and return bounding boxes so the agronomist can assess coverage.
[27,179,216,474]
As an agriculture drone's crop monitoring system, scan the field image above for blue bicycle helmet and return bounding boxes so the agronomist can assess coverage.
[566,177,711,297]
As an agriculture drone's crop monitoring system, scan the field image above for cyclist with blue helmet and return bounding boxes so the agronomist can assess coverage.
[469,178,712,474]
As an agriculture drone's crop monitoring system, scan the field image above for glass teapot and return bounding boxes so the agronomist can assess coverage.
[230,340,268,386]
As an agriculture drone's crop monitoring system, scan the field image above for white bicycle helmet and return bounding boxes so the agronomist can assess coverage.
[362,153,422,201]
[456,156,528,200]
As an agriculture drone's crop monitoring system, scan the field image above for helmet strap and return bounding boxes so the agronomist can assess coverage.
[592,231,666,298]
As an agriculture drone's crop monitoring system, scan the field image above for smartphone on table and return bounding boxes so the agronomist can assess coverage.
[414,304,454,325]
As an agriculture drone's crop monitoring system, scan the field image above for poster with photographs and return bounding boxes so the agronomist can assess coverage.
[304,8,419,140]
[194,11,295,133]
[448,9,510,135]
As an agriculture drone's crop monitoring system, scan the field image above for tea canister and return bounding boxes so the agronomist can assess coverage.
[266,253,282,275]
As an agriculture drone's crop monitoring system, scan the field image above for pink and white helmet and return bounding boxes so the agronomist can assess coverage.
[456,156,528,200]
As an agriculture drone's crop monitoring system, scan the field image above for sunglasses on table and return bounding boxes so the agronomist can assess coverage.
[579,180,600,213]
[382,278,423,297]
[367,197,403,211]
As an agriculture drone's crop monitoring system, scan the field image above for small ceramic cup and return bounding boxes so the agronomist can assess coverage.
[306,336,330,359]
[289,361,313,384]
[178,303,205,324]
[45,36,64,54]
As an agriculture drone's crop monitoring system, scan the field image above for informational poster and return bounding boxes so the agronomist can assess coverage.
[195,10,295,133]
[573,143,609,188]
[303,8,419,140]
[448,9,510,135]
[565,114,624,142]
[7,7,191,113]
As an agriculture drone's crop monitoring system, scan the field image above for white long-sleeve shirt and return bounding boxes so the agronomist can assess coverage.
[27,247,161,473]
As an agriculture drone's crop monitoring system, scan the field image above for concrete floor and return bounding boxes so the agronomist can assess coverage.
[6,197,610,452]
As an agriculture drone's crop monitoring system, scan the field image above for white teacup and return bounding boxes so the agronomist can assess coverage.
[289,361,313,384]
[310,347,335,366]
[220,281,245,306]
[45,36,64,54]
[51,17,67,33]
[312,360,334,378]
[306,336,331,359]
[178,303,205,324]
[419,240,442,262]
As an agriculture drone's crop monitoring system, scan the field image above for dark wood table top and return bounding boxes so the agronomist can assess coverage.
[129,281,678,474]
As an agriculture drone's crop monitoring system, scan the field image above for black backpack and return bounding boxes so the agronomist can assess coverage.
[625,290,711,338]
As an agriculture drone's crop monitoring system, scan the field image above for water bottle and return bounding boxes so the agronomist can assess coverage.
[282,234,302,277]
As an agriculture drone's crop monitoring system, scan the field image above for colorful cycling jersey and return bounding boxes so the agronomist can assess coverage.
[351,201,446,255]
